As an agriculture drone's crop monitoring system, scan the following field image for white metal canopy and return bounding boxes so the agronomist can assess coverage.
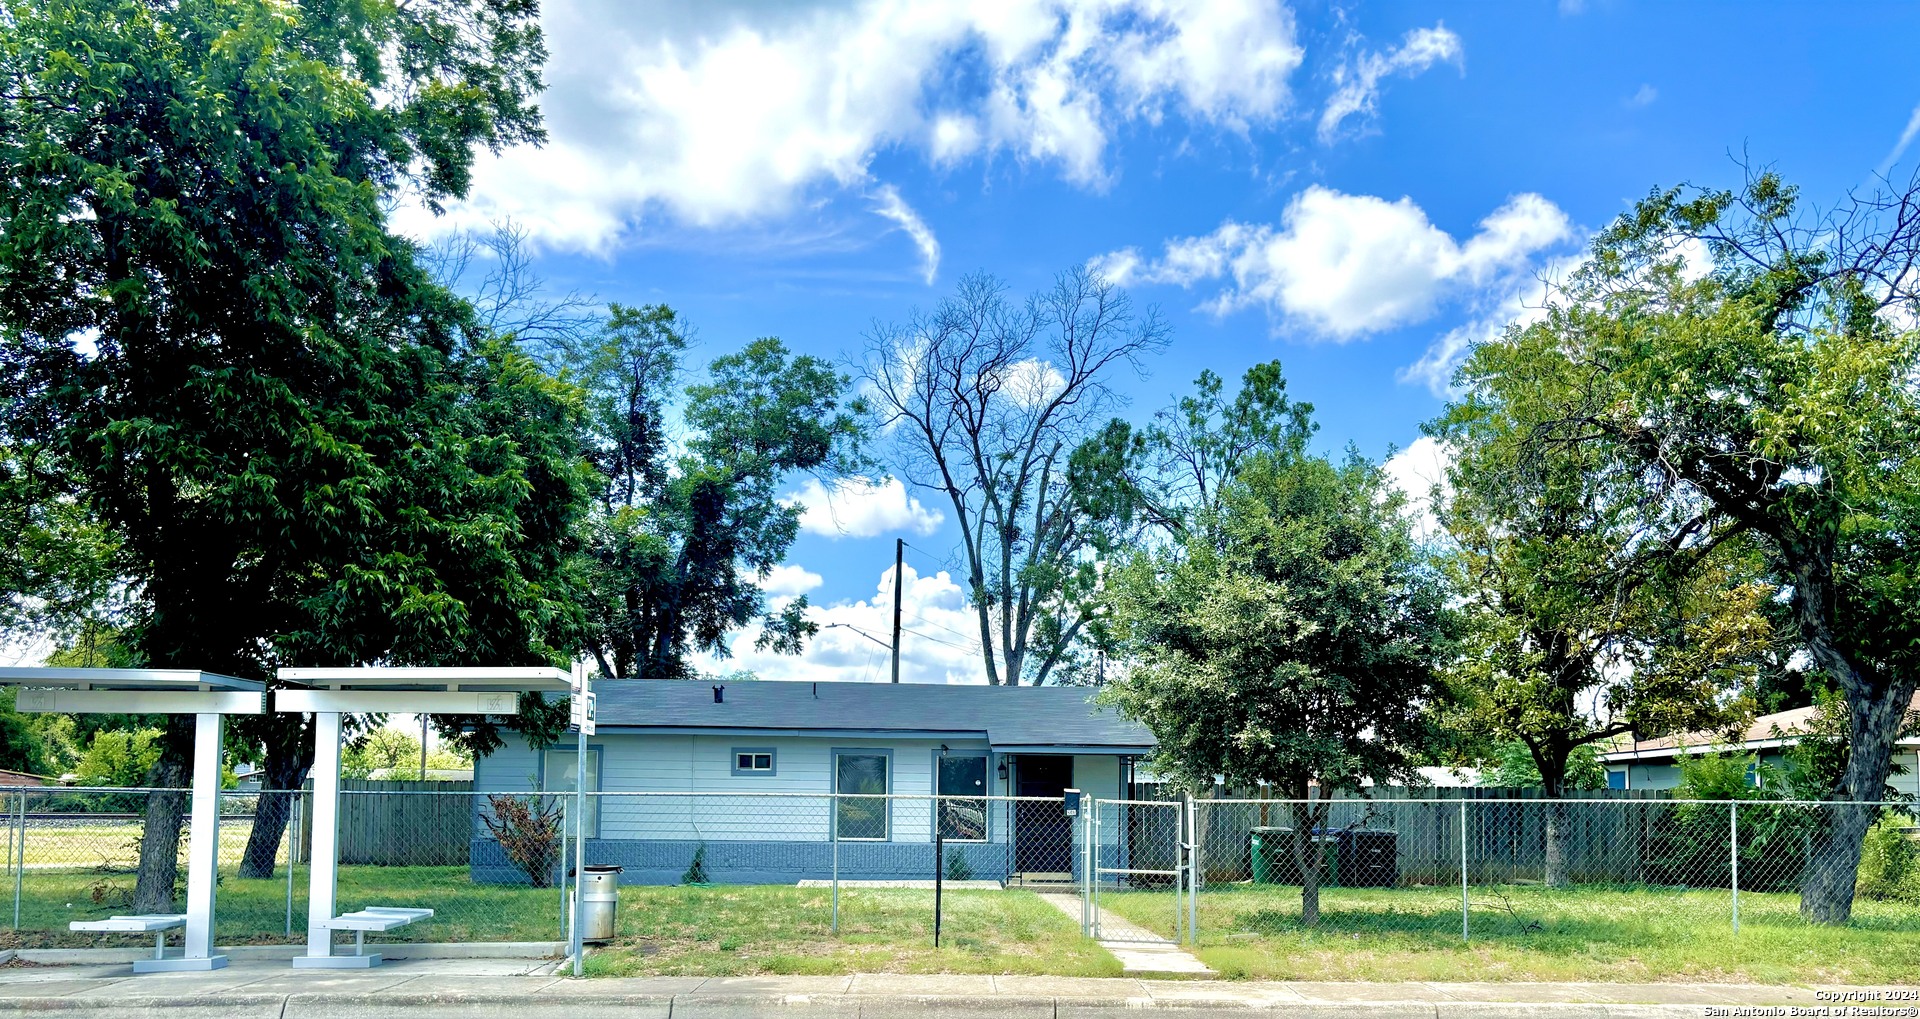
[0,667,267,974]
[0,667,265,715]
[271,665,576,969]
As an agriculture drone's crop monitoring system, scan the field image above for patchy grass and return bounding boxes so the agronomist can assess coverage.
[3,869,1118,979]
[0,865,562,949]
[1101,884,1920,984]
[585,886,1121,978]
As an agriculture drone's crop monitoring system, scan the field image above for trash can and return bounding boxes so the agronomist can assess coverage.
[1249,828,1336,885]
[1337,829,1398,888]
[575,864,623,942]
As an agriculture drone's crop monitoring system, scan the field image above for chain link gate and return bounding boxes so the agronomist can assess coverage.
[1086,797,1189,943]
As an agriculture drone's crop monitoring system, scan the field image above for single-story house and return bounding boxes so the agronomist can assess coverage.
[471,678,1156,885]
[1598,694,1920,797]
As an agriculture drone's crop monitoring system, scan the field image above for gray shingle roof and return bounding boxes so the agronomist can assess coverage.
[591,678,1154,751]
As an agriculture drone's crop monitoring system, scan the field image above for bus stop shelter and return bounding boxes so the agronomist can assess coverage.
[273,666,574,968]
[0,667,266,972]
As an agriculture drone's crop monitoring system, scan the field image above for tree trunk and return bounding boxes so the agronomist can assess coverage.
[238,724,313,879]
[1799,676,1912,923]
[132,721,192,914]
[1287,793,1326,927]
[1539,763,1570,889]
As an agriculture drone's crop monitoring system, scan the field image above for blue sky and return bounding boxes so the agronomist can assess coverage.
[397,0,1920,684]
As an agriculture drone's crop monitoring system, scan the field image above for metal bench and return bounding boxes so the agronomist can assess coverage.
[69,914,188,963]
[291,907,433,968]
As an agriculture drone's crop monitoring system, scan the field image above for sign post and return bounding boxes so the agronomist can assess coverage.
[570,663,593,976]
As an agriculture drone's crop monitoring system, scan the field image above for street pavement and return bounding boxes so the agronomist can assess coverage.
[0,955,1853,1018]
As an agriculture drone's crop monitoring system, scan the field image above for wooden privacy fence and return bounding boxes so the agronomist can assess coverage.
[295,780,475,867]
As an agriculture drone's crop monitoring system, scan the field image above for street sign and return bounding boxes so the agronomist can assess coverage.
[570,690,596,735]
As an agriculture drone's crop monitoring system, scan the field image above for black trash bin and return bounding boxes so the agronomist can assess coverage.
[1336,829,1398,887]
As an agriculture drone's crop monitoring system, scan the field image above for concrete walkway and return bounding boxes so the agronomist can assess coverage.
[1036,892,1213,977]
[0,956,1850,1017]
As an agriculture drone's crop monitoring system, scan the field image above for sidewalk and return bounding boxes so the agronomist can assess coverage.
[0,955,1847,1017]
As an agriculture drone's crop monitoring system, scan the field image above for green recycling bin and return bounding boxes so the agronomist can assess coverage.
[1249,827,1337,885]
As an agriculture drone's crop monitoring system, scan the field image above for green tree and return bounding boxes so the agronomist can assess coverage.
[73,728,165,788]
[1103,446,1453,925]
[569,304,868,678]
[1484,168,1920,921]
[1430,335,1775,885]
[1477,741,1607,791]
[340,727,472,780]
[0,0,568,909]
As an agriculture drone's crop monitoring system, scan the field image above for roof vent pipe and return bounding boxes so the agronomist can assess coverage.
[713,685,723,704]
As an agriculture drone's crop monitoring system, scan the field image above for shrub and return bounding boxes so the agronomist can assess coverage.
[682,842,710,884]
[946,851,973,882]
[1856,815,1919,902]
[479,793,563,887]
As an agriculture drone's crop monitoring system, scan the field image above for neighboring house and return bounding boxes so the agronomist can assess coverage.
[471,678,1155,885]
[1597,694,1920,797]
[0,768,52,787]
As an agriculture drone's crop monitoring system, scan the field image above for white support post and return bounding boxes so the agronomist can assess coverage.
[1186,793,1199,946]
[570,726,587,977]
[1730,801,1740,933]
[1459,799,1470,941]
[136,713,228,972]
[292,711,361,968]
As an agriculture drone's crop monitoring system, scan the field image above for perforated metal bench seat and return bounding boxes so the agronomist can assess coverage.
[69,914,187,961]
[320,906,434,932]
[291,906,433,968]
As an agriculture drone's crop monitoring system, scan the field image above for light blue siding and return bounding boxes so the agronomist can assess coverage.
[471,734,1137,884]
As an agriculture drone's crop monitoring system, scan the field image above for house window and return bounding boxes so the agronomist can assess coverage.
[936,752,989,841]
[733,748,776,776]
[1605,769,1626,791]
[541,747,601,838]
[834,751,890,840]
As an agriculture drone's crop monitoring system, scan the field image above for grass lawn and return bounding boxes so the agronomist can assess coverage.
[0,865,564,949]
[1100,883,1920,984]
[585,886,1121,978]
[2,868,1119,979]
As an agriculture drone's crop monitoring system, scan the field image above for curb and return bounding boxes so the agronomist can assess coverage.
[11,942,563,965]
[0,992,1721,1018]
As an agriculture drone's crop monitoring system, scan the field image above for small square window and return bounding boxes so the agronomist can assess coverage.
[732,748,776,775]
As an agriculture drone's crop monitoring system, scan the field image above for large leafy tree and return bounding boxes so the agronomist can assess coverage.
[1494,169,1920,922]
[1430,336,1774,886]
[863,269,1167,685]
[1104,439,1453,925]
[569,304,868,678]
[0,0,574,907]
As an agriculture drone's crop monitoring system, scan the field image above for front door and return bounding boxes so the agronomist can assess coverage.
[1013,755,1074,873]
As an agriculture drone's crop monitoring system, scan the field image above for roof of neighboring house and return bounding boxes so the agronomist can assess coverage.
[0,768,52,787]
[591,678,1155,752]
[1598,692,1920,763]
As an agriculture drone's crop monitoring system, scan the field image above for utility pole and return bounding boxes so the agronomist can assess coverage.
[891,538,904,684]
[419,716,429,779]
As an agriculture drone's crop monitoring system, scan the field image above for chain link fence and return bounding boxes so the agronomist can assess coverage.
[5,786,1911,954]
[1181,796,1916,945]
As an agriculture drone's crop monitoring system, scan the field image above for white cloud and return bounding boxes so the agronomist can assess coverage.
[1099,186,1572,338]
[1318,24,1463,143]
[396,0,1306,263]
[785,475,945,539]
[871,185,941,284]
[757,564,826,598]
[1382,435,1452,543]
[1626,83,1658,108]
[696,564,986,684]
[1878,102,1920,178]
[998,357,1068,408]
[1397,254,1575,396]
